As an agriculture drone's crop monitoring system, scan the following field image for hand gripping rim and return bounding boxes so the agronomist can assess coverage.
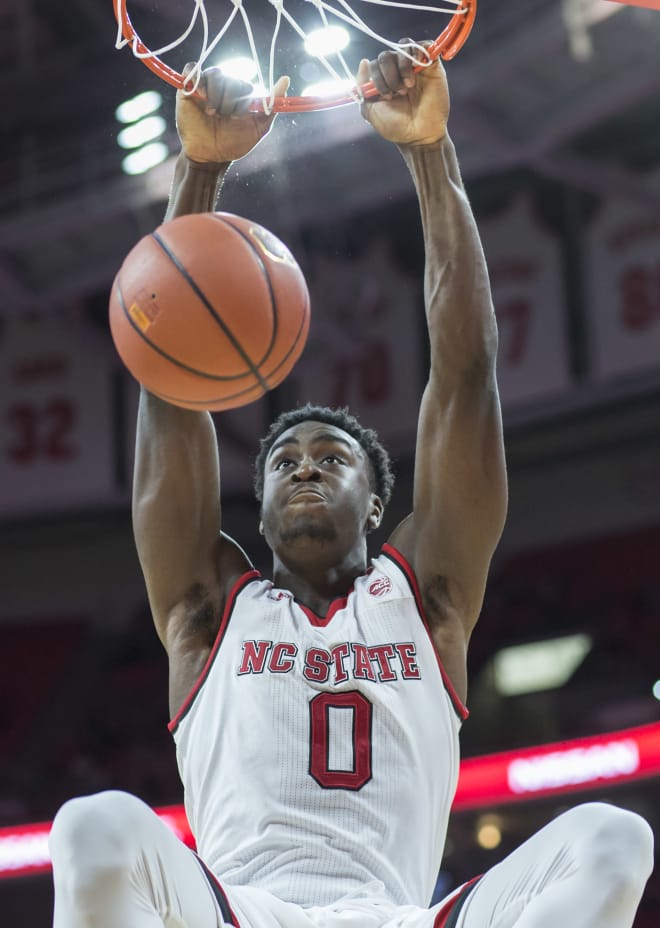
[113,0,476,114]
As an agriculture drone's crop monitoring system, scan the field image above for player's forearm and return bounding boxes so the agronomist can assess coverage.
[400,136,498,379]
[165,151,232,221]
[146,151,225,529]
[133,388,220,522]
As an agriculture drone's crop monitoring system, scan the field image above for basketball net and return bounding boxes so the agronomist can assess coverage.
[113,0,476,113]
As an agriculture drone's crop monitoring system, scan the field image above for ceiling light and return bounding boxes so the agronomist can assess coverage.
[476,815,502,849]
[115,90,163,124]
[304,26,350,58]
[492,633,592,696]
[117,115,167,150]
[122,142,170,176]
[652,680,660,701]
[217,57,259,82]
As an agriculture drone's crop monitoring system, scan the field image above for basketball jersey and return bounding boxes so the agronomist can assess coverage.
[170,544,467,908]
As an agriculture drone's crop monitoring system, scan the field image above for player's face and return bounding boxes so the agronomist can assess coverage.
[260,421,379,558]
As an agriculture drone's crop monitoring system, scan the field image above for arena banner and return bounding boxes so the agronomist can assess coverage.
[294,239,424,455]
[478,198,571,408]
[586,188,660,381]
[2,721,659,879]
[453,720,660,809]
[0,318,118,516]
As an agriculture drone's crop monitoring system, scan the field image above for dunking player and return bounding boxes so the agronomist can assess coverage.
[49,49,653,928]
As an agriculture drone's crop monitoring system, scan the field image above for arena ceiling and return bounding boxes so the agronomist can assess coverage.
[1,0,660,315]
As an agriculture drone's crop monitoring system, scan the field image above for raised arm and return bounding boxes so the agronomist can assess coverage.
[359,53,507,695]
[132,69,287,709]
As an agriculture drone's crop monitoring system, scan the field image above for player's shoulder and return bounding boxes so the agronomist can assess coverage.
[216,532,256,591]
[359,543,418,601]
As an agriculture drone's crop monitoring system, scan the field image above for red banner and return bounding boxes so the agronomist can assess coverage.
[2,722,659,880]
[454,721,660,809]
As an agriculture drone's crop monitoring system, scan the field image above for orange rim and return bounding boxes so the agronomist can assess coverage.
[114,0,477,113]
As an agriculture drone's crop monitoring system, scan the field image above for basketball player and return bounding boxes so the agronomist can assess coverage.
[49,51,653,928]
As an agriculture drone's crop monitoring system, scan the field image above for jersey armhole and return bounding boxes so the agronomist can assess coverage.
[381,543,469,722]
[169,569,260,734]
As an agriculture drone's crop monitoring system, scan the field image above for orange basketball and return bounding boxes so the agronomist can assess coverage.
[108,212,310,411]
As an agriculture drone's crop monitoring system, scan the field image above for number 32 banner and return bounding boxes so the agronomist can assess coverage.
[0,318,117,517]
[479,198,571,409]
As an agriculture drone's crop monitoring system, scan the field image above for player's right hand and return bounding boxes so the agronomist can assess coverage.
[176,63,290,164]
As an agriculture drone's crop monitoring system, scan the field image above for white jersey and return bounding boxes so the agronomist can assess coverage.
[170,544,467,908]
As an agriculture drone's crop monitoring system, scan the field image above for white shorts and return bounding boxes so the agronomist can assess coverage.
[50,792,652,928]
[50,792,471,928]
[219,878,474,928]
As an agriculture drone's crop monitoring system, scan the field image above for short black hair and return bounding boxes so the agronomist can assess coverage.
[254,403,394,507]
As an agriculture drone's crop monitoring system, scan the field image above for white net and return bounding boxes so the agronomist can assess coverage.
[114,0,468,112]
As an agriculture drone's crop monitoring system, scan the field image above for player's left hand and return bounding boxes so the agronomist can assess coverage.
[358,41,449,147]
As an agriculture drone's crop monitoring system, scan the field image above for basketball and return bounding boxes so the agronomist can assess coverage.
[108,212,310,411]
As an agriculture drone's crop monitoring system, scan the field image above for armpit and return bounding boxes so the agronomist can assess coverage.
[181,582,219,644]
[422,573,453,622]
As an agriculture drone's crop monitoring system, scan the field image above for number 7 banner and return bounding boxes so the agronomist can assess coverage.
[478,197,571,409]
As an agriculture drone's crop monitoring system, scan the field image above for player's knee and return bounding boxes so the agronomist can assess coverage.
[572,802,654,892]
[49,791,143,894]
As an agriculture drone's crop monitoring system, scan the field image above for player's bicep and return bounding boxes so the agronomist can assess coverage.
[410,367,507,631]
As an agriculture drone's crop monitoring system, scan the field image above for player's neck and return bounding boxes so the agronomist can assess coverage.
[272,550,368,615]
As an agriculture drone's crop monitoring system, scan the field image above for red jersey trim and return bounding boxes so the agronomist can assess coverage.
[381,543,469,722]
[194,854,241,927]
[294,567,373,626]
[433,876,481,928]
[168,569,261,734]
[297,593,350,627]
